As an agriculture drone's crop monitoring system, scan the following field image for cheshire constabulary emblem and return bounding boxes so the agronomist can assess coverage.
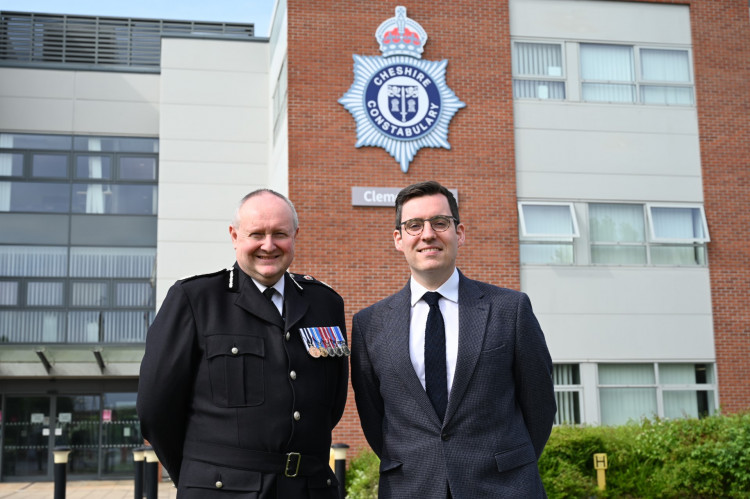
[339,6,465,173]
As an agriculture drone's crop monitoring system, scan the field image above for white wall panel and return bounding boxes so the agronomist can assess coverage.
[161,38,268,73]
[0,97,74,131]
[510,0,691,44]
[161,70,266,106]
[73,100,159,135]
[157,37,270,306]
[0,68,74,98]
[522,266,714,361]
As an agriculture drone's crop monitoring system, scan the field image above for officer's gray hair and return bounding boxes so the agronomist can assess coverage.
[232,189,299,230]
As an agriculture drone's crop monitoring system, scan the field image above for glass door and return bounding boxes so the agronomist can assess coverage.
[2,396,51,479]
[55,395,101,477]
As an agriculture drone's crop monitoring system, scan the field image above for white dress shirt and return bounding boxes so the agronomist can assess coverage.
[253,277,285,315]
[409,268,460,398]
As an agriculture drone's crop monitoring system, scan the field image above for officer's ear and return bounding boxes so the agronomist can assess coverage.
[229,224,239,245]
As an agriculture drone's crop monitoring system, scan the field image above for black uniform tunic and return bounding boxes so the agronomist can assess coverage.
[137,264,348,498]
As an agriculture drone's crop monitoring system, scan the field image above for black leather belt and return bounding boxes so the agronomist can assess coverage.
[183,441,328,478]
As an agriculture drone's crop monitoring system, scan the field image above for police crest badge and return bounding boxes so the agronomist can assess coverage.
[339,6,465,173]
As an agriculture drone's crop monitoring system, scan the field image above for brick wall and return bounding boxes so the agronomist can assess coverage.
[285,0,750,456]
[286,0,518,455]
[686,0,750,413]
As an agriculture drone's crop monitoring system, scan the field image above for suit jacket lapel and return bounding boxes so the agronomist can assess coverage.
[385,283,441,423]
[444,271,489,424]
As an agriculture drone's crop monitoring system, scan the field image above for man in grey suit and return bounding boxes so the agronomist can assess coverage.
[351,180,556,498]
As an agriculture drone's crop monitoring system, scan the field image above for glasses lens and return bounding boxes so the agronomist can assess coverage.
[404,220,424,235]
[430,217,451,231]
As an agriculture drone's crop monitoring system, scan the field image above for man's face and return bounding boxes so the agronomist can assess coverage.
[394,193,465,289]
[229,192,298,286]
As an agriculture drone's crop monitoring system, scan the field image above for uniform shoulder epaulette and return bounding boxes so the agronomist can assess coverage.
[289,272,340,295]
[180,267,232,284]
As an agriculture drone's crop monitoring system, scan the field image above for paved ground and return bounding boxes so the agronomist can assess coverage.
[0,480,177,498]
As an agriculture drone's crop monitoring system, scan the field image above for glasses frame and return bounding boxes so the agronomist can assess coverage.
[399,215,459,236]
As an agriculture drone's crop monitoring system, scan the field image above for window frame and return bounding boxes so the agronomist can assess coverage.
[646,203,710,244]
[518,201,580,240]
[579,42,694,106]
[511,40,567,101]
[597,362,717,424]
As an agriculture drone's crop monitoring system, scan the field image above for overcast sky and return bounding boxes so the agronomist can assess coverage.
[0,0,276,36]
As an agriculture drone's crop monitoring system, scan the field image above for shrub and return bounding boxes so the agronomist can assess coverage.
[346,448,380,499]
[345,413,750,498]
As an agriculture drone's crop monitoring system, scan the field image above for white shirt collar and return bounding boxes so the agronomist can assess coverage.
[409,268,459,306]
[251,276,285,297]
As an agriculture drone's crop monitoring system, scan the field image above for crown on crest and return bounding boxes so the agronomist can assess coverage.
[375,6,427,58]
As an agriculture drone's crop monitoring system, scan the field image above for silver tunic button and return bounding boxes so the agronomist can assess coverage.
[290,370,297,380]
[231,347,239,355]
[215,481,223,489]
[285,332,291,341]
[327,479,332,486]
[293,411,301,421]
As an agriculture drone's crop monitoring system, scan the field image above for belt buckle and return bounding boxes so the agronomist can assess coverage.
[284,452,301,477]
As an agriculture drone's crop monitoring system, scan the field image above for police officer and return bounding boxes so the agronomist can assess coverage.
[137,189,348,498]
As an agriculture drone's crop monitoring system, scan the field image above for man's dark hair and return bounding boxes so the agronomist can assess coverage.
[394,180,460,229]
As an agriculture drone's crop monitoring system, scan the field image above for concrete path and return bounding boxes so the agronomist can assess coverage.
[0,480,177,498]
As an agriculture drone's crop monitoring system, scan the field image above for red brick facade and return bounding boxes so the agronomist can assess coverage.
[285,0,750,455]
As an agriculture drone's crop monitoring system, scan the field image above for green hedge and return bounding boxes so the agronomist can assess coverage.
[346,412,750,498]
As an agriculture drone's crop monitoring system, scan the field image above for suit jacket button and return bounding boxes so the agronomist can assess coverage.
[441,433,449,441]
[293,411,301,421]
[290,370,297,380]
[327,479,332,486]
[215,481,223,489]
[231,347,239,355]
[285,332,291,341]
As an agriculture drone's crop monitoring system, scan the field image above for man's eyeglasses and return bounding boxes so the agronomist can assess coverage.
[399,215,458,236]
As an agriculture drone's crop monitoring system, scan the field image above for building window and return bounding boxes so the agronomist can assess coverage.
[512,42,566,100]
[518,202,579,264]
[0,133,157,344]
[581,43,693,106]
[590,203,708,266]
[598,363,716,426]
[554,364,582,425]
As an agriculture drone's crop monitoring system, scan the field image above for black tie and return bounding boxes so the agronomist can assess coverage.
[263,287,280,315]
[423,291,447,421]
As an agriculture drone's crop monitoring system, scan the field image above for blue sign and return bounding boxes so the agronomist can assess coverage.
[339,6,465,173]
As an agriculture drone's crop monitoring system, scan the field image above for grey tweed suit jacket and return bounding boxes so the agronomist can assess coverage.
[351,270,556,498]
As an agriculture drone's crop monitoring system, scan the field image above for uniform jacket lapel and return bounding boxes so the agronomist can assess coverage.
[282,273,309,331]
[232,268,285,329]
[444,271,489,424]
[385,283,441,423]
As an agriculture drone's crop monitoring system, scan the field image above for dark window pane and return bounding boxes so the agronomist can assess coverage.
[26,282,64,306]
[0,281,19,305]
[71,282,108,307]
[0,153,23,176]
[74,136,158,153]
[115,282,154,307]
[72,184,156,215]
[75,156,112,179]
[5,182,70,213]
[6,134,72,150]
[119,157,156,180]
[32,154,68,178]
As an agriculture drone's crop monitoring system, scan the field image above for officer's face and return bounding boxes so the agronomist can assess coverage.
[394,194,464,290]
[229,192,298,287]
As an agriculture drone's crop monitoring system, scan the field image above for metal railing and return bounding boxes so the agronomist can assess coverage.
[0,11,254,71]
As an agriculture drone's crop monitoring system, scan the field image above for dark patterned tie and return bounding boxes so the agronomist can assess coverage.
[423,291,447,421]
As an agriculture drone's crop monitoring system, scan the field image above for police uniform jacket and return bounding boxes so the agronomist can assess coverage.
[137,264,348,498]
